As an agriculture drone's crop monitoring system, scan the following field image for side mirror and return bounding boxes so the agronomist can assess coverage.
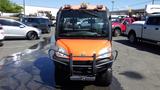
[123,21,127,25]
[19,25,25,28]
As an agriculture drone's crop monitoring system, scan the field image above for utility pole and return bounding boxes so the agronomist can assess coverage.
[23,0,25,15]
[111,0,115,11]
[152,0,155,4]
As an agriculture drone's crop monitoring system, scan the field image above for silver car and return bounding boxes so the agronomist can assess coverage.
[0,24,4,46]
[0,18,41,40]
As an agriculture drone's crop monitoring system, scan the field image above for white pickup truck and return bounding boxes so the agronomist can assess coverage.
[126,15,160,45]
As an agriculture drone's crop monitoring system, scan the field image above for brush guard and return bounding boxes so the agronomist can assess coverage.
[49,49,118,81]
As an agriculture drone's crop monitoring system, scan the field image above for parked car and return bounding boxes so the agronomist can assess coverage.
[0,18,41,40]
[0,24,4,46]
[21,17,52,33]
[76,18,104,29]
[126,15,160,45]
[112,17,135,36]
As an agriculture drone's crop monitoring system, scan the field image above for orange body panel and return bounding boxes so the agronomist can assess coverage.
[56,39,111,61]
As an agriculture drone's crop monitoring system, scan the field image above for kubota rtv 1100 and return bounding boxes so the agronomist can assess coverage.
[49,4,118,86]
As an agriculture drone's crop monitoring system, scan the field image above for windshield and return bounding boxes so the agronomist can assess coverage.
[23,18,50,24]
[58,10,109,38]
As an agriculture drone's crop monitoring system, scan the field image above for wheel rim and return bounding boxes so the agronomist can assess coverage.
[29,32,37,40]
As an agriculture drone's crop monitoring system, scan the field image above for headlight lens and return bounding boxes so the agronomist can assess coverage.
[55,47,68,58]
[98,47,111,59]
[112,24,114,27]
[38,29,42,33]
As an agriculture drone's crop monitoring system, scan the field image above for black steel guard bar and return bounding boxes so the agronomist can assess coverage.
[48,49,118,76]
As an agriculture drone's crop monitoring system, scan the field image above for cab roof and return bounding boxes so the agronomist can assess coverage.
[61,4,107,11]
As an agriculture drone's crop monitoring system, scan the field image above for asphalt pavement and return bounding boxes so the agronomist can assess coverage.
[0,28,160,90]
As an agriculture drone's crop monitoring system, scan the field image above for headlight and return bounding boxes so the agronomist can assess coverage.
[98,47,111,59]
[112,24,114,28]
[56,47,68,58]
[38,29,42,33]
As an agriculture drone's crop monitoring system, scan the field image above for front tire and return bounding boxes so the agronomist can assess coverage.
[54,62,70,85]
[27,31,38,40]
[114,29,121,37]
[95,68,112,86]
[46,28,51,33]
[0,42,3,46]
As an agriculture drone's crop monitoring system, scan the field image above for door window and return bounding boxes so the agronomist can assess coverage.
[11,21,22,26]
[39,18,49,24]
[27,18,40,24]
[0,20,12,26]
[146,17,160,25]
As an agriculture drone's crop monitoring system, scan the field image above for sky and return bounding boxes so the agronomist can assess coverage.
[10,0,160,11]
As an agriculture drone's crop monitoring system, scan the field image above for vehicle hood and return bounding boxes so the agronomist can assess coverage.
[112,22,121,27]
[132,21,145,25]
[25,26,37,29]
[56,39,111,61]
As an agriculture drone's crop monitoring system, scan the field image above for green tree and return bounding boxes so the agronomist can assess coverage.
[0,0,23,13]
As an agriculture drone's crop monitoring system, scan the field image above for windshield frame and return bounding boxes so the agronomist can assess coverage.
[56,9,110,39]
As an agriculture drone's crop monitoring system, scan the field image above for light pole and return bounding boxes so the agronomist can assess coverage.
[23,0,25,15]
[111,0,115,11]
[152,0,155,4]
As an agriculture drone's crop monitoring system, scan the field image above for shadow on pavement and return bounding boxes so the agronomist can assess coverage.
[119,71,145,80]
[34,57,55,87]
[4,38,31,41]
[114,39,160,55]
[54,76,124,90]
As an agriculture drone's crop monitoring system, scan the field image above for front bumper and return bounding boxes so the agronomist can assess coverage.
[37,32,41,38]
[48,49,118,81]
[53,56,113,72]
[0,37,4,42]
[41,27,51,33]
[0,32,5,40]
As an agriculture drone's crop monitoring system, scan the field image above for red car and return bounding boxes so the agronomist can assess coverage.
[112,17,135,37]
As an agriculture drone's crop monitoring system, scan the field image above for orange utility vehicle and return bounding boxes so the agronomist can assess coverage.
[49,4,118,86]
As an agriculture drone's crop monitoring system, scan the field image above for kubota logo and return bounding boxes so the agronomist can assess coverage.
[80,52,86,56]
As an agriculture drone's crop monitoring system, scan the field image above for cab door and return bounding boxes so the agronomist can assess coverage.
[143,16,160,41]
[121,19,130,32]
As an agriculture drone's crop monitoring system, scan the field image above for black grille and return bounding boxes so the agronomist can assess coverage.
[73,61,92,65]
[72,61,93,75]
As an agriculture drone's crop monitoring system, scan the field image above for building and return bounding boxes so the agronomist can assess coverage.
[111,5,160,16]
[23,6,59,17]
[110,8,145,16]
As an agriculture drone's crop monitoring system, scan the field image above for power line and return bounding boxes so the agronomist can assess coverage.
[23,0,25,15]
[152,0,155,4]
[111,0,115,11]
